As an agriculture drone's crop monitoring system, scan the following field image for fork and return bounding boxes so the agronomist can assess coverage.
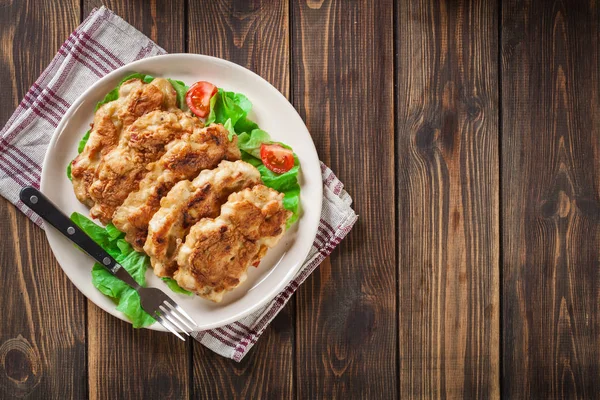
[20,186,198,340]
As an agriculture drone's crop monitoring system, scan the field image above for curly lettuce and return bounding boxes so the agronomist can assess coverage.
[71,212,155,328]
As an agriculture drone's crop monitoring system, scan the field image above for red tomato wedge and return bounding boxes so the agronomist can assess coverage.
[185,81,217,118]
[260,143,294,174]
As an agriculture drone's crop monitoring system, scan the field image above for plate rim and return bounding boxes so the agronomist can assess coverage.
[40,53,322,331]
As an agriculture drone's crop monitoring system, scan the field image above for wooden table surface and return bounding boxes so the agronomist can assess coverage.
[1,0,599,398]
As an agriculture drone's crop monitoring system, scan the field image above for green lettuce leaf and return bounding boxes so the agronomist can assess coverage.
[223,118,235,141]
[234,116,259,134]
[116,238,134,256]
[70,212,155,328]
[66,163,72,180]
[167,78,189,109]
[206,92,218,123]
[161,277,193,296]
[256,155,300,191]
[71,212,113,247]
[91,263,128,298]
[115,288,155,328]
[78,130,91,153]
[105,223,122,240]
[91,250,155,328]
[205,89,251,129]
[230,92,252,114]
[237,129,272,158]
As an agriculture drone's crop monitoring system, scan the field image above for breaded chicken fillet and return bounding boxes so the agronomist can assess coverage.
[112,124,241,251]
[71,78,178,206]
[174,185,290,302]
[144,160,262,278]
[88,109,201,223]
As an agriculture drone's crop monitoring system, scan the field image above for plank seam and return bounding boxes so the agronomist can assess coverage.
[392,0,400,398]
[497,0,504,397]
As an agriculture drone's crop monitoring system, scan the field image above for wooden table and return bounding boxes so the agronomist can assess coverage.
[1,0,598,398]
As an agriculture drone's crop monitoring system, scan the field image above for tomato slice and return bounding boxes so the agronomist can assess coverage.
[185,81,217,118]
[260,143,294,174]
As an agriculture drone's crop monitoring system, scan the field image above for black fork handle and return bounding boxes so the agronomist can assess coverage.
[19,186,121,274]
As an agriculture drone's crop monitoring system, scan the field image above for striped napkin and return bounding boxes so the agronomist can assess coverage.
[0,6,357,361]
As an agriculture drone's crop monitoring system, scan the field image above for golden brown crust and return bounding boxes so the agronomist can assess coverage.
[177,220,260,299]
[71,78,177,207]
[173,185,291,302]
[144,160,262,277]
[118,81,164,127]
[88,110,199,223]
[112,124,241,251]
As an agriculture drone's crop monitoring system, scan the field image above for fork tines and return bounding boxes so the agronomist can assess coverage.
[154,300,198,341]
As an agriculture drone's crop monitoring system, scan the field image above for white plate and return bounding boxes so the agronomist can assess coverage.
[41,54,322,331]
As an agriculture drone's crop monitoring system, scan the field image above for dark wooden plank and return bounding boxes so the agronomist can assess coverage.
[81,1,189,399]
[502,1,600,397]
[87,303,189,400]
[191,309,294,399]
[0,1,86,398]
[396,0,500,397]
[291,0,396,398]
[83,0,184,53]
[188,1,294,398]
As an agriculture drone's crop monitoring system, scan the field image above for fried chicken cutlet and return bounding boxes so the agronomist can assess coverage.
[173,185,291,302]
[144,160,262,278]
[71,78,178,206]
[88,109,201,223]
[112,124,241,251]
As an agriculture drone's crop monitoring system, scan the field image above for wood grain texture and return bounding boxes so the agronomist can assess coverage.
[502,0,600,398]
[83,0,185,53]
[87,303,189,400]
[396,0,500,398]
[188,1,295,398]
[81,1,189,399]
[0,1,86,398]
[11,0,600,398]
[291,0,397,398]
